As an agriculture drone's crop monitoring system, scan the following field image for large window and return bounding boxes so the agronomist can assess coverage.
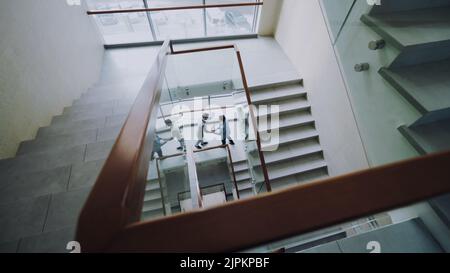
[146,0,205,40]
[87,0,262,45]
[86,0,154,44]
[205,0,258,36]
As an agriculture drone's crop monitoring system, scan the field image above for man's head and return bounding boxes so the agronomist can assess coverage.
[165,119,173,127]
[202,113,209,121]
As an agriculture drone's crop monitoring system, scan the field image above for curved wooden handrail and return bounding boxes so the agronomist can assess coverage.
[105,150,450,252]
[76,40,171,252]
[87,2,264,15]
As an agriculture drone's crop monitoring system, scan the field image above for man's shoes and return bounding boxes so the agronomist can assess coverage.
[202,142,208,146]
[177,146,183,151]
[195,145,202,150]
[229,140,235,145]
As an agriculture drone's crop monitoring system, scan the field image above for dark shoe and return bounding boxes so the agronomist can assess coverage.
[222,141,226,145]
[202,142,208,146]
[229,140,235,145]
[195,145,202,150]
[177,146,183,151]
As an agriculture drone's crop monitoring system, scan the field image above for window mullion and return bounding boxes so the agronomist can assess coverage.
[143,0,158,41]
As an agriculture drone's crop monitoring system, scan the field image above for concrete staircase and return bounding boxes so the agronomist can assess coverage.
[0,82,139,252]
[248,80,328,191]
[361,0,450,154]
[361,0,450,231]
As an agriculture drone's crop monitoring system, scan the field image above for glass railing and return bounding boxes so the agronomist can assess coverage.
[320,0,450,166]
[138,44,270,222]
[271,0,450,253]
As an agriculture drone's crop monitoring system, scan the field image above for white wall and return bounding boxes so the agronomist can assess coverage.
[273,0,369,176]
[0,0,104,159]
[257,0,282,36]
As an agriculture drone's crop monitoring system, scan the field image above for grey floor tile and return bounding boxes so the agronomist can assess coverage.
[105,114,127,128]
[18,227,76,253]
[64,101,114,115]
[0,166,71,204]
[43,188,91,233]
[68,160,105,190]
[0,145,85,176]
[85,140,115,162]
[18,129,97,155]
[0,240,20,253]
[37,117,106,138]
[0,195,51,242]
[96,125,121,142]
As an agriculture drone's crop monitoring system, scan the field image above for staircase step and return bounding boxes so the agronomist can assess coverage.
[17,129,98,156]
[233,160,249,173]
[262,125,319,150]
[370,0,450,14]
[256,99,311,118]
[144,189,162,202]
[141,208,164,221]
[379,58,450,115]
[0,145,86,177]
[51,107,129,125]
[0,166,71,204]
[146,181,160,192]
[398,119,450,155]
[259,111,315,132]
[266,153,327,182]
[271,167,329,191]
[362,7,450,50]
[85,140,115,163]
[235,172,251,183]
[96,125,122,142]
[63,100,115,115]
[37,117,106,138]
[251,84,307,104]
[263,139,323,165]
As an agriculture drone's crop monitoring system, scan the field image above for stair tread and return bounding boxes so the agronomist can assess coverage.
[251,85,306,103]
[145,182,161,191]
[362,7,450,49]
[271,169,328,191]
[260,112,315,132]
[0,145,86,176]
[262,125,319,150]
[37,117,106,138]
[380,59,450,114]
[18,129,98,156]
[264,141,323,164]
[399,119,450,155]
[266,156,327,181]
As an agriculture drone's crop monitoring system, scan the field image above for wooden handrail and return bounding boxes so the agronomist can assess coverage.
[75,40,171,251]
[105,150,450,252]
[234,47,272,192]
[87,2,264,15]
